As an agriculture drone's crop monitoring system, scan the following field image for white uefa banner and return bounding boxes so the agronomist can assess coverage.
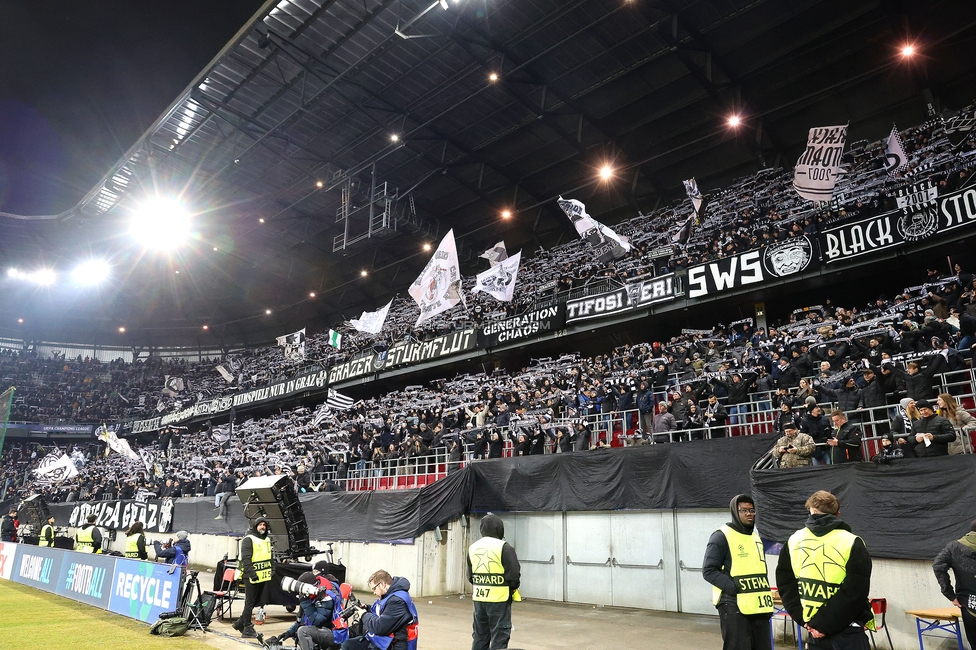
[793,124,847,202]
[408,229,462,326]
[473,250,521,302]
[350,299,392,335]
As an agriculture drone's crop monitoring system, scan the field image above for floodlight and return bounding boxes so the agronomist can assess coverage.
[17,318,23,324]
[391,134,400,142]
[130,198,191,250]
[265,309,272,315]
[360,270,368,277]
[901,44,915,58]
[32,269,56,286]
[728,114,741,127]
[309,292,316,298]
[118,327,126,333]
[599,165,614,180]
[422,243,431,251]
[501,210,512,219]
[489,72,499,82]
[70,259,111,286]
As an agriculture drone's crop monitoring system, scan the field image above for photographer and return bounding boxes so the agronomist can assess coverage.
[270,572,337,650]
[153,530,191,565]
[771,423,815,469]
[341,570,418,650]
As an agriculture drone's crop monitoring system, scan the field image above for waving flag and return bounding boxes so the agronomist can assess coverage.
[33,453,78,484]
[277,328,306,361]
[793,124,847,202]
[473,251,521,302]
[557,197,631,263]
[97,424,140,462]
[350,299,393,335]
[479,241,509,267]
[408,229,462,326]
[883,124,908,174]
[683,178,706,222]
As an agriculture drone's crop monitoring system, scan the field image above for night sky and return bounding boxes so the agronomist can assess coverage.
[0,0,267,216]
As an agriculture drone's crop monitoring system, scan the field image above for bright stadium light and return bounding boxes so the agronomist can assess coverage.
[599,165,614,180]
[130,198,191,250]
[8,267,56,285]
[901,44,916,58]
[728,114,741,127]
[71,259,111,286]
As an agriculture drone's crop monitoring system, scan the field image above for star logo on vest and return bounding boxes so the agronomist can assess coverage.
[793,539,847,582]
[470,548,503,575]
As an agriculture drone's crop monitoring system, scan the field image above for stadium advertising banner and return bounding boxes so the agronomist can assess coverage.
[131,368,329,433]
[12,543,64,594]
[329,328,479,381]
[687,236,815,298]
[479,304,566,348]
[820,186,976,263]
[56,550,115,608]
[0,541,17,580]
[566,274,677,323]
[66,498,174,534]
[109,559,182,623]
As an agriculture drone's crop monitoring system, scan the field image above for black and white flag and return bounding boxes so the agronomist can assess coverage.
[216,365,235,384]
[138,448,157,474]
[473,251,521,302]
[33,453,79,484]
[409,229,463,326]
[883,125,908,174]
[162,375,185,397]
[326,388,355,411]
[671,212,695,245]
[793,124,847,202]
[683,178,706,221]
[479,241,509,267]
[557,197,631,263]
[277,327,306,361]
[350,299,392,335]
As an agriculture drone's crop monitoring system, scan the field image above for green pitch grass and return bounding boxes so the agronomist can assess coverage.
[0,581,214,649]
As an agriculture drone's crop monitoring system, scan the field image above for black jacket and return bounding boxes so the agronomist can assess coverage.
[0,515,16,540]
[239,517,269,583]
[818,383,863,412]
[830,421,863,463]
[934,532,976,601]
[911,414,957,457]
[776,513,873,635]
[702,495,767,612]
[361,577,416,650]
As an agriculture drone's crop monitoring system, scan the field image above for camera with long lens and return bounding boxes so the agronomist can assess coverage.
[280,575,319,599]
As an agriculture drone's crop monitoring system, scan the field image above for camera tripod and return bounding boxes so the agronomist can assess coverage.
[179,570,209,632]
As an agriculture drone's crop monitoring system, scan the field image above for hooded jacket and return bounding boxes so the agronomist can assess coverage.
[702,495,765,609]
[933,531,976,602]
[466,514,521,593]
[776,513,873,635]
[240,516,271,582]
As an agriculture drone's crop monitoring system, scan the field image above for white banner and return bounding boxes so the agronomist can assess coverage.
[408,229,462,326]
[216,365,235,384]
[97,425,140,462]
[683,177,703,216]
[479,241,508,267]
[33,453,79,484]
[793,124,847,202]
[276,328,306,361]
[556,197,631,263]
[162,375,184,397]
[350,299,393,335]
[473,250,521,302]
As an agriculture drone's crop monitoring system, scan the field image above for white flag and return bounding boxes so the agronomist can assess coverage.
[138,448,157,473]
[793,124,847,202]
[479,241,509,267]
[408,229,462,326]
[33,453,78,483]
[216,365,235,383]
[683,178,704,218]
[162,375,184,397]
[97,425,141,462]
[884,125,908,174]
[473,250,521,302]
[350,299,392,335]
[277,327,306,361]
[556,197,631,263]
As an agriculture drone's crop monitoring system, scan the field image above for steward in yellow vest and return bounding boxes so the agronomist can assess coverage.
[775,490,874,648]
[703,495,772,650]
[39,516,56,547]
[467,514,520,650]
[74,514,102,553]
[233,516,273,639]
[124,521,148,559]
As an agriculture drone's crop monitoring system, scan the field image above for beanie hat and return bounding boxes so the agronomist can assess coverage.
[176,531,189,540]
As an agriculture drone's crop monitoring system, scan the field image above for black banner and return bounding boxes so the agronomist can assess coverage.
[131,369,329,433]
[60,498,175,534]
[820,186,976,263]
[379,328,477,371]
[478,305,566,348]
[687,236,815,298]
[566,274,676,323]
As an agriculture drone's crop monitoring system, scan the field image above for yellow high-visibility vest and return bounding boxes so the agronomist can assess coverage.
[241,534,272,583]
[711,525,773,615]
[125,533,143,558]
[788,527,857,624]
[75,526,96,553]
[469,536,511,602]
[39,524,54,547]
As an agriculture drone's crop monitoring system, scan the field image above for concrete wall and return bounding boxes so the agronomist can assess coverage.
[77,513,964,650]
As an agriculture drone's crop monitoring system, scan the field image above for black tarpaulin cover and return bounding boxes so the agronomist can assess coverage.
[751,454,976,559]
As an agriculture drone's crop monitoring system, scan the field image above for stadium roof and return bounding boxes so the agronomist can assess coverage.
[2,0,975,347]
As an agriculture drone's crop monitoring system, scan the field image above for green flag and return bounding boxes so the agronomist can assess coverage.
[328,329,342,350]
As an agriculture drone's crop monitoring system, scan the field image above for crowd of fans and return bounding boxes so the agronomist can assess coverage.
[2,103,973,424]
[3,261,975,505]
